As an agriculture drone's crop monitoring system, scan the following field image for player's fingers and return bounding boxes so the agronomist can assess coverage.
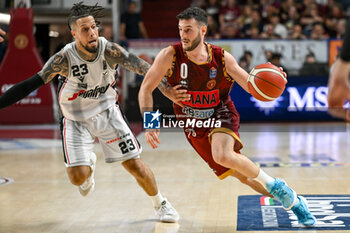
[173,84,183,90]
[146,134,158,149]
[150,131,161,144]
[175,101,185,108]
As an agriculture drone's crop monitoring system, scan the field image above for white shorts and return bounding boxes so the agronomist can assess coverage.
[61,104,142,167]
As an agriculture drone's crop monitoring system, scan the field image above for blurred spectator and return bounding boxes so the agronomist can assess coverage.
[250,26,261,39]
[324,3,345,37]
[219,0,241,32]
[241,9,264,38]
[244,50,253,71]
[203,0,221,28]
[269,13,288,38]
[221,23,240,39]
[299,52,329,75]
[310,22,329,39]
[284,5,301,34]
[269,52,288,74]
[206,15,221,39]
[120,1,148,40]
[335,18,346,39]
[100,24,113,41]
[265,49,273,61]
[288,24,307,39]
[300,2,323,36]
[260,23,280,39]
[236,4,253,29]
[238,56,249,71]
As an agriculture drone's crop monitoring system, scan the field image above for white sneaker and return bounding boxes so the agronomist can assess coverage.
[155,199,180,223]
[79,153,96,197]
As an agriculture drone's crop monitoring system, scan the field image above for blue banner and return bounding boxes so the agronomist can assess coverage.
[230,76,339,122]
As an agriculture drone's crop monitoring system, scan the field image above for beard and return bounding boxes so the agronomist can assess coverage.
[80,41,98,53]
[183,32,201,52]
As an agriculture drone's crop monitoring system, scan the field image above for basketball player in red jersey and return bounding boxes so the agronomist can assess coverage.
[139,7,316,226]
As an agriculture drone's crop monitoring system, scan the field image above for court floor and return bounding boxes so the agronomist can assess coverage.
[0,122,349,233]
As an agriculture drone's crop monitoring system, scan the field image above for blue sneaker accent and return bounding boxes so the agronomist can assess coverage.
[266,178,297,210]
[291,196,316,226]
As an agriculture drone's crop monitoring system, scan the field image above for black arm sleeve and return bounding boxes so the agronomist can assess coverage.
[340,17,350,62]
[0,74,45,109]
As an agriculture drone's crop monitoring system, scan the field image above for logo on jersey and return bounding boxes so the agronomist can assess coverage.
[206,79,216,89]
[209,67,217,79]
[68,84,110,101]
[143,110,161,129]
[78,76,85,82]
[182,89,220,108]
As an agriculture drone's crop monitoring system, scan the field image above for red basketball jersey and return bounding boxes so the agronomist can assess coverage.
[166,42,236,118]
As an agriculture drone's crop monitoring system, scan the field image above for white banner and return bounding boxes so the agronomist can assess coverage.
[210,40,328,71]
[128,39,328,73]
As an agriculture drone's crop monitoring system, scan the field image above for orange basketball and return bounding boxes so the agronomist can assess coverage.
[247,63,287,101]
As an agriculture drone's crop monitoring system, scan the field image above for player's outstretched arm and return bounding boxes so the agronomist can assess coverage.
[138,47,173,149]
[105,41,151,76]
[104,41,187,102]
[0,51,68,109]
[224,51,250,93]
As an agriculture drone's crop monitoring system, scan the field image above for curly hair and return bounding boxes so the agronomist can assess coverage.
[68,1,105,30]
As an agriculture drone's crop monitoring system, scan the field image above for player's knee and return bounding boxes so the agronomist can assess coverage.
[212,148,229,166]
[67,166,90,186]
[123,158,149,180]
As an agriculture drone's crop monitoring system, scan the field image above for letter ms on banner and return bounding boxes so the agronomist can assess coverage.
[237,195,350,231]
[0,3,55,124]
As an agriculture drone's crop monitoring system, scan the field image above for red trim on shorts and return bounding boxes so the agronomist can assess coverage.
[63,118,71,164]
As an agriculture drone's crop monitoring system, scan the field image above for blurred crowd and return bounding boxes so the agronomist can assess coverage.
[191,0,349,40]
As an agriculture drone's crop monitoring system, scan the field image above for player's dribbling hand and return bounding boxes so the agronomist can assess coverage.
[145,129,160,149]
[165,84,191,108]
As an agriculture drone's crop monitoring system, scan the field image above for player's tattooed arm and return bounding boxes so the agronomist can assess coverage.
[105,41,150,76]
[38,51,69,84]
[105,41,171,94]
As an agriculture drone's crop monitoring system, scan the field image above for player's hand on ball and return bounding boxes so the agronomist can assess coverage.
[248,63,287,101]
[145,129,160,149]
[164,84,190,108]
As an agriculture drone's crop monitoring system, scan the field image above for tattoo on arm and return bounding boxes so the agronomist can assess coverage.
[157,78,169,93]
[38,51,68,84]
[105,42,150,75]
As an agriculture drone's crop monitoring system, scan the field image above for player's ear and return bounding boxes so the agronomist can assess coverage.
[201,25,207,36]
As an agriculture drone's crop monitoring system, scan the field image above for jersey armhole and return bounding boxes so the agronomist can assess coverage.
[222,49,235,83]
[164,46,176,80]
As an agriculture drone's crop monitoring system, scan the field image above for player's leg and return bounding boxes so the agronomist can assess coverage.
[230,171,272,197]
[122,157,179,222]
[61,117,96,196]
[98,104,179,222]
[121,157,157,196]
[211,132,316,226]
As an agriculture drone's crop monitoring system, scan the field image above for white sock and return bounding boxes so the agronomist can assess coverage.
[255,169,275,186]
[150,191,164,209]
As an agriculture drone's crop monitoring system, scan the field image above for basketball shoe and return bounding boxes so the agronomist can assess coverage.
[79,153,96,196]
[155,199,180,223]
[266,178,298,210]
[291,196,316,226]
